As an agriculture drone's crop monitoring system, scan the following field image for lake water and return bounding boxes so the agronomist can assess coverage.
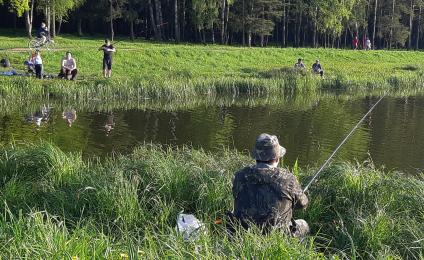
[1,95,423,174]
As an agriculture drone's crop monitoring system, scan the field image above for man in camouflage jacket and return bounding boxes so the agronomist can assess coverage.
[232,133,309,237]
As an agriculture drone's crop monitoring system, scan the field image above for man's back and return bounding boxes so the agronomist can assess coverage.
[37,27,48,38]
[232,164,307,231]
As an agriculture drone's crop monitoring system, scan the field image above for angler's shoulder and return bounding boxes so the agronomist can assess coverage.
[275,167,296,180]
[234,166,253,177]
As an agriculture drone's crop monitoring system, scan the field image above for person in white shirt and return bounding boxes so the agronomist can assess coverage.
[366,38,372,50]
[59,52,78,80]
[33,50,43,79]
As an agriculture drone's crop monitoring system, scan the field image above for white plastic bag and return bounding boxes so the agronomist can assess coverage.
[176,213,205,242]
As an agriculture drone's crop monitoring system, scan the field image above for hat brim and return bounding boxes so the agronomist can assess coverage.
[252,145,286,161]
[280,146,287,157]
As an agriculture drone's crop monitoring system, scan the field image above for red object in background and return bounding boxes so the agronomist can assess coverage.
[353,37,359,49]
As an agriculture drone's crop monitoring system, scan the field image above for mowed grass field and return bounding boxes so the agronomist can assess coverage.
[1,32,424,89]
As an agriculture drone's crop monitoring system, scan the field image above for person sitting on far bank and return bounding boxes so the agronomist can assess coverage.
[294,58,306,69]
[312,59,324,77]
[24,52,37,74]
[98,39,116,78]
[58,52,78,80]
[231,133,309,238]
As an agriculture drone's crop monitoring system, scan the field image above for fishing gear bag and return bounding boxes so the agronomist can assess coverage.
[0,58,10,68]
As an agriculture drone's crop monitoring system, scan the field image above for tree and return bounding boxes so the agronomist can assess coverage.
[231,0,282,47]
[191,0,220,43]
[377,0,409,48]
[314,0,355,47]
[220,0,234,44]
[123,0,143,40]
[2,0,424,49]
[0,0,34,37]
[37,0,85,37]
[104,0,126,40]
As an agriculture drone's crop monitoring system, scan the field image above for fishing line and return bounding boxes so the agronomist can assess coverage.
[303,94,386,193]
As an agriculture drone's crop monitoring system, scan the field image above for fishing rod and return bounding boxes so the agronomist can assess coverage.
[303,94,386,193]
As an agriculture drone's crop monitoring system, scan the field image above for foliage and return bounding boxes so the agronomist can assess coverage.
[191,0,220,31]
[1,0,424,48]
[0,0,28,16]
[0,143,422,258]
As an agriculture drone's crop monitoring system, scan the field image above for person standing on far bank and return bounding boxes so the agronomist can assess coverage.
[99,39,116,78]
[231,133,309,238]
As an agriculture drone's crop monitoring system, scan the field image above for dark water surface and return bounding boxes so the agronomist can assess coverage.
[1,95,423,173]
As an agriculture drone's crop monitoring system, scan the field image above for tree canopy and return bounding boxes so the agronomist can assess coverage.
[1,0,423,49]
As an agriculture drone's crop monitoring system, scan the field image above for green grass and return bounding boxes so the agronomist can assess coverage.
[0,143,422,258]
[2,32,424,102]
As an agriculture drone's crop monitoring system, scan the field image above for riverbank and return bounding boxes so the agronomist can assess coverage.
[0,143,422,258]
[1,34,424,101]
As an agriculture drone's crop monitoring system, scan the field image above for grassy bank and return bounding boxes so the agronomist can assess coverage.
[2,33,424,101]
[0,143,422,258]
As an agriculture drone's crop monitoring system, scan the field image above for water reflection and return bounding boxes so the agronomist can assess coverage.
[25,104,52,128]
[104,112,115,136]
[0,95,423,174]
[62,109,77,128]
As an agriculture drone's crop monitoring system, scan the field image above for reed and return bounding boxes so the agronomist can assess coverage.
[0,143,422,258]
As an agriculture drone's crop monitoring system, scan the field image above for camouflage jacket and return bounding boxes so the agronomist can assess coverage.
[232,163,308,230]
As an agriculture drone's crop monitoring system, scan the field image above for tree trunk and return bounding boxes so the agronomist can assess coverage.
[389,0,395,49]
[297,10,303,47]
[248,31,252,47]
[154,0,164,39]
[417,5,422,49]
[286,0,290,46]
[409,0,414,49]
[130,20,135,40]
[313,6,317,48]
[242,0,245,46]
[174,0,180,42]
[211,25,215,44]
[182,0,185,41]
[57,18,62,35]
[51,6,56,38]
[148,0,160,40]
[46,7,50,30]
[77,18,83,36]
[372,0,378,48]
[344,28,348,48]
[25,0,35,38]
[224,1,230,44]
[109,0,114,41]
[282,0,286,47]
[221,0,226,44]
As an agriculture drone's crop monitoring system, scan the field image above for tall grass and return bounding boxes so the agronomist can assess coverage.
[0,143,422,258]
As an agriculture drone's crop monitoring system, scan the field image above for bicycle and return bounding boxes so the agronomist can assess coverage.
[28,37,56,51]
